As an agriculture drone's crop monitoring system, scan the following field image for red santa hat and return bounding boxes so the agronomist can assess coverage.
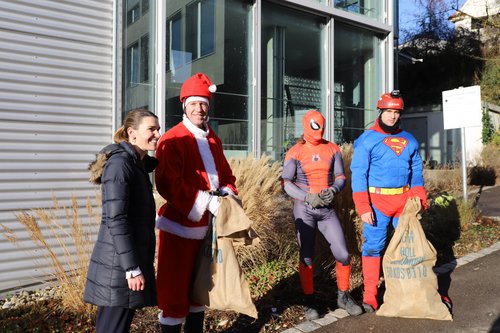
[180,72,217,107]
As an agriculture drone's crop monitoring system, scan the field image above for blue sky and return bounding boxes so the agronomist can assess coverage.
[398,0,467,35]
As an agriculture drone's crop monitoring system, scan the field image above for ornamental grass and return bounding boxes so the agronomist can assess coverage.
[2,196,99,313]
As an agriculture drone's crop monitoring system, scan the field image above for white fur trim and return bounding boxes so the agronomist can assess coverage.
[207,195,220,216]
[182,118,220,191]
[156,215,209,240]
[196,137,219,191]
[189,306,206,313]
[158,311,185,325]
[188,190,211,222]
[183,114,209,136]
[184,96,209,108]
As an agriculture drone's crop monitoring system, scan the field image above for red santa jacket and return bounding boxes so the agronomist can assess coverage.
[155,116,237,239]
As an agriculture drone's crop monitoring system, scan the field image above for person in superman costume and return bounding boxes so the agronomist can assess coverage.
[155,73,237,333]
[282,110,362,319]
[350,90,428,313]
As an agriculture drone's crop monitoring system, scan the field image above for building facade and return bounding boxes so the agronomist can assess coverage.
[449,0,500,42]
[0,0,396,292]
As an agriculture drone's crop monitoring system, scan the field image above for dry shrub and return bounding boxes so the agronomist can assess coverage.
[229,155,297,274]
[3,196,99,313]
[425,142,500,196]
[457,198,480,228]
[423,165,463,197]
[333,143,363,256]
[154,190,166,211]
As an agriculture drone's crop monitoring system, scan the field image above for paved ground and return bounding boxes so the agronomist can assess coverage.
[311,245,500,333]
[475,185,500,219]
[282,185,500,333]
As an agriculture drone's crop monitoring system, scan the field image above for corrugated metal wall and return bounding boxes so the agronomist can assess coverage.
[0,0,115,292]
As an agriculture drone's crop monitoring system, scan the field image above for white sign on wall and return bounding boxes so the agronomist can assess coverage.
[442,85,482,130]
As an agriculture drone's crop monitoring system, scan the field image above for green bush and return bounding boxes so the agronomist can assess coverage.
[492,130,500,146]
[481,109,495,144]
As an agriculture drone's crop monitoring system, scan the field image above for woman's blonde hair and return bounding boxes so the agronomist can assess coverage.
[113,108,157,144]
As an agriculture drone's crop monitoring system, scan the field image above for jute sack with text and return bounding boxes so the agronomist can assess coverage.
[191,195,259,318]
[377,197,452,320]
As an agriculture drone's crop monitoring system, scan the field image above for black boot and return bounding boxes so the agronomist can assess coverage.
[160,324,181,333]
[184,311,204,333]
[337,290,363,316]
[303,294,320,320]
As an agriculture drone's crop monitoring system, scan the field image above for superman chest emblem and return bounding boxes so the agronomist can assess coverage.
[383,137,408,156]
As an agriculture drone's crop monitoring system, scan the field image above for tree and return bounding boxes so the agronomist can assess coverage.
[399,31,482,106]
[479,15,500,105]
[400,0,455,44]
[482,108,495,144]
[399,0,500,107]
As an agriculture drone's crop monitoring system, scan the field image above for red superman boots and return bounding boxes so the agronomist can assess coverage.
[362,256,381,313]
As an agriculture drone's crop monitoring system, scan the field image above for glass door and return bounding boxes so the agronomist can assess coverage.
[261,2,327,159]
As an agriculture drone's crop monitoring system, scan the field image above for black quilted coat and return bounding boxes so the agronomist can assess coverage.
[84,141,158,309]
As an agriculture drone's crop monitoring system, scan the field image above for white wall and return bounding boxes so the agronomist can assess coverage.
[404,110,483,165]
[0,0,115,292]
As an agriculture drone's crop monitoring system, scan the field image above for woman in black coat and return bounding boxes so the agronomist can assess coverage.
[84,108,161,333]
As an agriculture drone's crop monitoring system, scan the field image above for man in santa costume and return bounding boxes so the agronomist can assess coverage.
[155,72,237,333]
[350,90,427,313]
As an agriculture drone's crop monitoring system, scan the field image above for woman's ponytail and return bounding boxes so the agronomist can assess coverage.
[113,126,128,143]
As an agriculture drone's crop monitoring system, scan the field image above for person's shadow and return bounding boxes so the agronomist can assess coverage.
[489,315,500,333]
[420,192,461,310]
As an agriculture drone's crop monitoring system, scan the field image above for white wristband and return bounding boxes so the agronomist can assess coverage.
[125,266,142,279]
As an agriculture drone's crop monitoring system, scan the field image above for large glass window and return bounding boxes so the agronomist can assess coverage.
[261,3,327,159]
[165,0,252,157]
[186,0,215,59]
[141,0,149,14]
[127,4,140,26]
[140,34,149,83]
[127,42,139,86]
[122,0,156,120]
[334,0,383,21]
[334,23,382,143]
[167,13,184,71]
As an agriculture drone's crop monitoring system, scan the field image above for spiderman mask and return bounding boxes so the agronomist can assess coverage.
[302,110,325,145]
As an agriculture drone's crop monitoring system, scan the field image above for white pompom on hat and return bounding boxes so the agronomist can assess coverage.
[179,72,217,104]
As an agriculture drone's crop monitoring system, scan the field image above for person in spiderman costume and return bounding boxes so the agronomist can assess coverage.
[350,90,429,313]
[282,110,363,319]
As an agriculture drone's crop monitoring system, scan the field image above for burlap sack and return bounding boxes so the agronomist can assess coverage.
[191,195,259,318]
[377,197,452,320]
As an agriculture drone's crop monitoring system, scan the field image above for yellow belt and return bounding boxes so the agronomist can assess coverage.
[368,185,410,195]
